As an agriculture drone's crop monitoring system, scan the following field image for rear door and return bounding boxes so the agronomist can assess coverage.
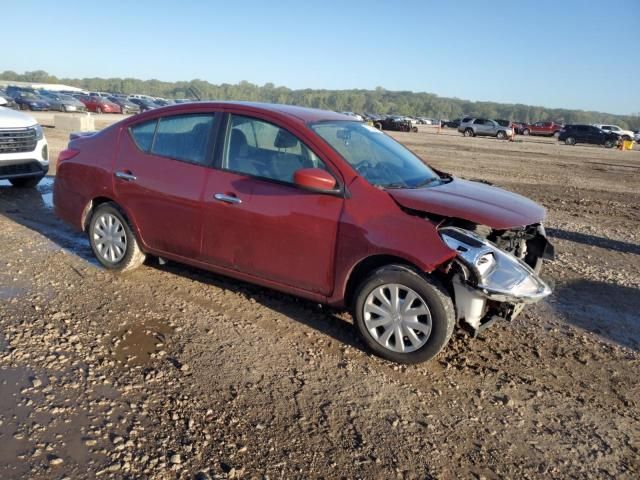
[200,113,344,295]
[585,125,601,144]
[473,119,488,136]
[114,113,218,258]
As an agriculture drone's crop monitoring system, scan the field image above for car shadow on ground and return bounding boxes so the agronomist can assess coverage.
[152,261,367,353]
[547,227,640,256]
[0,177,96,262]
[0,179,368,354]
[551,279,640,351]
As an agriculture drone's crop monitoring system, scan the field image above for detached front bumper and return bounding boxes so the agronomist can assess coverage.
[440,227,552,333]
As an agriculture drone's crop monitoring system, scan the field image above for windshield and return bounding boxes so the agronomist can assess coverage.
[310,121,440,188]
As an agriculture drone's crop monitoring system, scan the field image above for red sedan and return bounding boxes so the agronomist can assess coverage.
[53,102,553,363]
[75,95,122,114]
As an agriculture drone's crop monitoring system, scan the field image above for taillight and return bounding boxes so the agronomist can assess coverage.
[58,148,80,164]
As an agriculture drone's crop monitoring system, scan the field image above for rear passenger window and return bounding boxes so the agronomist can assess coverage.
[130,119,157,152]
[151,114,215,165]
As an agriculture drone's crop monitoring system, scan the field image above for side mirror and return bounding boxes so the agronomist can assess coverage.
[293,168,337,192]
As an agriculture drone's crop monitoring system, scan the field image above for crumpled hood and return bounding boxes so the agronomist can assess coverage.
[388,177,546,229]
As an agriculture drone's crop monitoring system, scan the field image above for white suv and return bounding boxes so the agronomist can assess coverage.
[594,124,634,141]
[0,107,49,187]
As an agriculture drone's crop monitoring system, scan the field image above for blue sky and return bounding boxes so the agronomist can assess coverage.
[2,1,638,114]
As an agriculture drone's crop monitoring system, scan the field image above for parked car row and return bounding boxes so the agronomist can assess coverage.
[440,115,635,148]
[0,85,197,114]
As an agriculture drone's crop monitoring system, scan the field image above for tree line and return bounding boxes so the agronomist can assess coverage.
[2,70,638,130]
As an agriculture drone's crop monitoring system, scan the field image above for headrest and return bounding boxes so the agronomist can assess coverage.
[230,129,248,149]
[274,129,299,149]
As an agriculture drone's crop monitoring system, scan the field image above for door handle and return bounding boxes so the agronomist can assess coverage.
[214,193,242,205]
[115,171,137,182]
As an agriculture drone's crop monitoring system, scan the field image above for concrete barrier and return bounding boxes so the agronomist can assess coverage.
[54,114,95,132]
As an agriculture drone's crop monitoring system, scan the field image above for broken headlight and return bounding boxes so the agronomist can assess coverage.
[439,227,551,303]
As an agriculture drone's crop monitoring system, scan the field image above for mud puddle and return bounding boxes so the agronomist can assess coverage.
[36,176,54,209]
[112,318,174,366]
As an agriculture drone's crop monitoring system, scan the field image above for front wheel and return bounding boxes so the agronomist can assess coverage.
[353,266,455,364]
[464,128,474,137]
[604,139,616,148]
[496,130,507,140]
[88,203,146,272]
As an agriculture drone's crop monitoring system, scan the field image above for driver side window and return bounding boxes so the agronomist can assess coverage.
[222,115,327,184]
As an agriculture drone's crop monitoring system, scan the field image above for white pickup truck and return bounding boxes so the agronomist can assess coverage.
[0,107,49,187]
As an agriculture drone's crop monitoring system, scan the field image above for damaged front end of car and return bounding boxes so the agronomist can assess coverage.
[438,226,554,336]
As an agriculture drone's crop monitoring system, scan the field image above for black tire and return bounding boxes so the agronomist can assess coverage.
[464,128,474,137]
[496,130,506,140]
[374,122,382,130]
[353,265,455,364]
[604,139,616,149]
[9,175,44,188]
[411,126,418,133]
[88,203,146,272]
[553,130,560,138]
[522,128,530,136]
[565,137,576,146]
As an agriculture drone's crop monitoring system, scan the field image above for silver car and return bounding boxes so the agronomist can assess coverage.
[458,118,513,140]
[39,92,87,113]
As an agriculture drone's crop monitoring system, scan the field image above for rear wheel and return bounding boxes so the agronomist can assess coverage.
[88,203,146,272]
[411,126,418,133]
[604,139,616,148]
[9,175,44,188]
[464,128,474,137]
[553,130,560,138]
[373,122,382,130]
[565,136,576,145]
[523,128,530,136]
[353,266,455,364]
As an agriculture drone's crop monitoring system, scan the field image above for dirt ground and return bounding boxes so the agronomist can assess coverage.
[1,112,639,479]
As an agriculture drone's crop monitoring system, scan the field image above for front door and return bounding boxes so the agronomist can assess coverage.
[200,113,344,295]
[113,113,217,258]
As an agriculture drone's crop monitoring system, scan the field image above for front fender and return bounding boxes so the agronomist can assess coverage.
[328,178,456,306]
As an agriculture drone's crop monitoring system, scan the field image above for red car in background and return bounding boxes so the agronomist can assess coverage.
[521,121,563,137]
[53,102,553,364]
[74,95,122,114]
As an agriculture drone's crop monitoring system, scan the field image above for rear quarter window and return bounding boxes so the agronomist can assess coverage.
[129,119,158,152]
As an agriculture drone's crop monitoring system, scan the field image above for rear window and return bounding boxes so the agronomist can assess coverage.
[151,114,215,165]
[130,119,157,152]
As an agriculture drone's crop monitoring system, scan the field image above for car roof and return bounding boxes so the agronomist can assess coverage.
[141,101,354,124]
